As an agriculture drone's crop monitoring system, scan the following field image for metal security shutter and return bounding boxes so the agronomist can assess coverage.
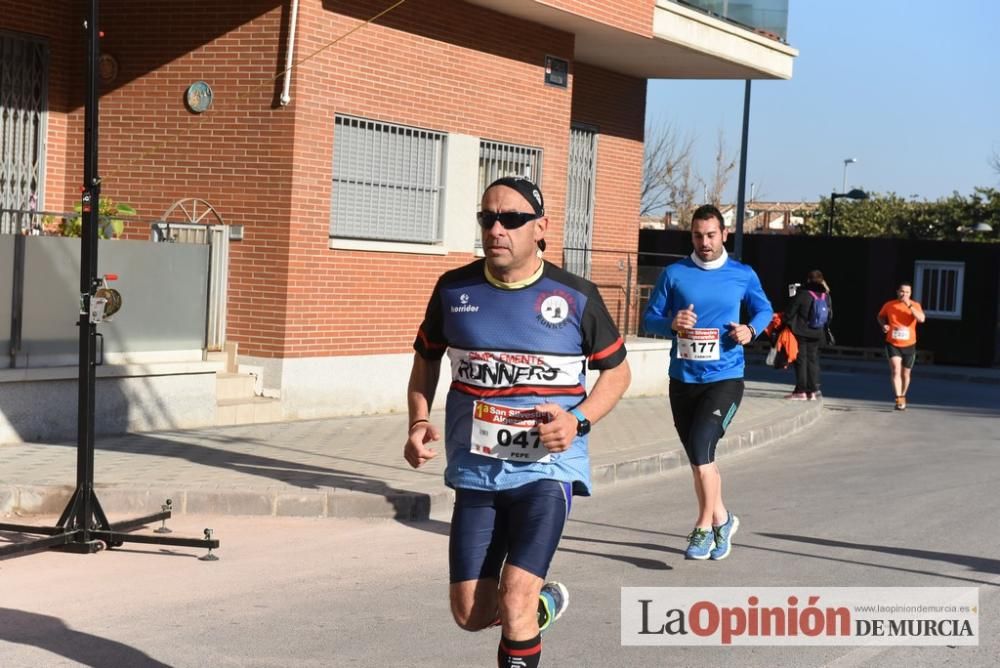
[476,140,543,250]
[0,31,48,234]
[478,140,542,188]
[565,124,597,278]
[330,115,445,243]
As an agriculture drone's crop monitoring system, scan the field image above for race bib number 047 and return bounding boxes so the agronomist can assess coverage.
[471,400,552,463]
[677,328,720,361]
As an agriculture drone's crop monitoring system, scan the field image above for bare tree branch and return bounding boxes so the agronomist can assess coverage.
[641,122,696,220]
[706,129,736,207]
[673,161,698,229]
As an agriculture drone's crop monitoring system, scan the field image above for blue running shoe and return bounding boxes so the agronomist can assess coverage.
[538,582,569,632]
[685,527,715,560]
[710,512,740,560]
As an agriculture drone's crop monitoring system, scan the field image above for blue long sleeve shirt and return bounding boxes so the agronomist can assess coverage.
[643,253,773,383]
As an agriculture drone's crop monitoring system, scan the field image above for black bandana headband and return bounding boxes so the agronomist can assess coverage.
[486,176,544,217]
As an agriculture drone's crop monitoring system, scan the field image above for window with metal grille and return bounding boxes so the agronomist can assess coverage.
[1,31,49,234]
[914,260,964,319]
[564,124,597,278]
[330,115,445,243]
[476,140,543,249]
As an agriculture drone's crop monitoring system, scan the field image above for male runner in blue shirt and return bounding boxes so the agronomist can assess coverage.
[405,177,631,667]
[643,204,772,561]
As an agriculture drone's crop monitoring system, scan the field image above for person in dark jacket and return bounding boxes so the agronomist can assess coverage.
[783,269,832,400]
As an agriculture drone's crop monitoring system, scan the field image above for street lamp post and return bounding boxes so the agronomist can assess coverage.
[842,157,857,193]
[827,188,869,236]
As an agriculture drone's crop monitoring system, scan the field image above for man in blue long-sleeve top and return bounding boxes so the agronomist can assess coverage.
[643,204,773,561]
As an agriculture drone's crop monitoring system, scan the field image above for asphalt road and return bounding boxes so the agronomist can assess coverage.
[2,369,998,667]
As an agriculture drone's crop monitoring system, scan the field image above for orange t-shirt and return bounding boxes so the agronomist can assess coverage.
[878,300,922,346]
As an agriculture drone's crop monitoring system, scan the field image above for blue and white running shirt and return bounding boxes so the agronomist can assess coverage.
[643,250,773,383]
[414,259,627,496]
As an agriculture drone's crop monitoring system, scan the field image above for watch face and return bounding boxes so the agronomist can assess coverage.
[576,419,591,436]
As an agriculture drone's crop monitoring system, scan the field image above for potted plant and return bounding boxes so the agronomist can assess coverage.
[61,197,137,238]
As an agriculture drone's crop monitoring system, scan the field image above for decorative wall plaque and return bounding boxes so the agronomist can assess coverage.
[185,81,214,113]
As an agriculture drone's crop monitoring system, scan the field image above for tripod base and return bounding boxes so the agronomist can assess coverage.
[0,488,219,559]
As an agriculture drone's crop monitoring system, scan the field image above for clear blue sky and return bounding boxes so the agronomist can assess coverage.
[646,0,1000,203]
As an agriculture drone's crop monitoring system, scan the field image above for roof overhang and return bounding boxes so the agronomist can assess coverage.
[464,0,797,80]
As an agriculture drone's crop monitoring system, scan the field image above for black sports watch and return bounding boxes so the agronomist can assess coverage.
[569,408,591,436]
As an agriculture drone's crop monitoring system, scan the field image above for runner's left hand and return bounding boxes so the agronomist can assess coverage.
[535,403,577,453]
[726,322,752,345]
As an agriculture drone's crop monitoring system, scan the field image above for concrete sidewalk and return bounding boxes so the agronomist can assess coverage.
[0,379,820,521]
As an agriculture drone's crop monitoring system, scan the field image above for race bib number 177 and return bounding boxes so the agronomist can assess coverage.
[470,401,552,463]
[677,328,721,361]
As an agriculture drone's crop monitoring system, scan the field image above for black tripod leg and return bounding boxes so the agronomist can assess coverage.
[56,489,83,528]
[92,493,111,528]
[91,494,123,546]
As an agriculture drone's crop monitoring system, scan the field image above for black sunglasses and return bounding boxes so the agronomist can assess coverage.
[476,211,540,230]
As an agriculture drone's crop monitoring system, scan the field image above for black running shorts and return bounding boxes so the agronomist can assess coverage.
[668,378,745,466]
[885,343,917,369]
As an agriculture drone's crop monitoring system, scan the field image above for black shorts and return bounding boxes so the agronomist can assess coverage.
[449,479,572,583]
[668,378,745,466]
[885,343,917,369]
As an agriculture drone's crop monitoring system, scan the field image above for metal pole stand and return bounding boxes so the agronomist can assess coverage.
[0,0,218,562]
[0,497,219,558]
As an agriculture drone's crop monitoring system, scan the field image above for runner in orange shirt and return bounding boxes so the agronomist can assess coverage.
[876,283,926,410]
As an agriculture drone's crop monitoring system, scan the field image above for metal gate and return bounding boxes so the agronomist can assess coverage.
[150,199,229,351]
[0,31,49,234]
[564,124,597,278]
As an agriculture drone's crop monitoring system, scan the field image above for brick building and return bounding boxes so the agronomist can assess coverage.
[1,0,797,419]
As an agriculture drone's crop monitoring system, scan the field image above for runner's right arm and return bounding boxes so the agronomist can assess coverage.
[876,303,890,333]
[642,269,675,335]
[406,277,448,469]
[404,353,441,468]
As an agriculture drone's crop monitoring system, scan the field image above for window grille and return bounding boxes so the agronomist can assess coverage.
[478,140,543,191]
[1,31,48,234]
[330,115,445,243]
[564,125,597,278]
[476,140,543,248]
[914,260,964,319]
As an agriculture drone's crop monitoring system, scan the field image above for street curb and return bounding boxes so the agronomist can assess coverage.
[1,404,821,523]
[589,399,824,489]
[0,483,456,523]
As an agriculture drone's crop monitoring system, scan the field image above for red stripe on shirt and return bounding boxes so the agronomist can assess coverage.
[589,336,623,361]
[416,327,446,350]
[451,382,585,398]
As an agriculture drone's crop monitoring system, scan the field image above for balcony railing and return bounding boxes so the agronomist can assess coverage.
[675,0,789,42]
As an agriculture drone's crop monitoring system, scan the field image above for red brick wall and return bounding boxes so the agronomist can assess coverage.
[571,63,646,334]
[9,0,650,357]
[2,1,294,355]
[94,0,293,356]
[281,0,576,357]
